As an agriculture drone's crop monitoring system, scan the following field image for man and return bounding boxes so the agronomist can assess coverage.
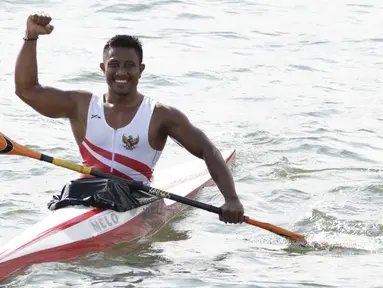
[15,13,244,224]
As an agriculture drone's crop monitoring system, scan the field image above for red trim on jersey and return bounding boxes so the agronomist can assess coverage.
[83,138,153,181]
[79,143,134,180]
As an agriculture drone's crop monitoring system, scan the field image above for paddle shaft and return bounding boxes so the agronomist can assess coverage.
[0,132,307,243]
[44,153,307,242]
[41,153,224,215]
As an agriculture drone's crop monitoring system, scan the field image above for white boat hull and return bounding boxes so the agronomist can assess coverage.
[0,149,236,281]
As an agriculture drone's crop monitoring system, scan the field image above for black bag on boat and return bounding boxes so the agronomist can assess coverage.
[47,177,159,212]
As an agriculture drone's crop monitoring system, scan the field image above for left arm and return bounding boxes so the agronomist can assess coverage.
[161,106,240,202]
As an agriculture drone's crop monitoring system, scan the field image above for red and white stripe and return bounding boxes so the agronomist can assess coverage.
[79,138,153,183]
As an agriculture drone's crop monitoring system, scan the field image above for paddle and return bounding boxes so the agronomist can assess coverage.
[0,132,309,245]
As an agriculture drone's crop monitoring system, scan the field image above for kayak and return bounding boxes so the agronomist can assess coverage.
[0,149,236,281]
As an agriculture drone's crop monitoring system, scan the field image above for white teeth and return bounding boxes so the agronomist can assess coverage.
[115,80,128,83]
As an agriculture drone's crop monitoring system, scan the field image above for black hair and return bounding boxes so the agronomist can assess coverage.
[103,35,143,63]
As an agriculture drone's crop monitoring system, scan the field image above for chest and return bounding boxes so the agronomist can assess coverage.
[86,125,146,157]
[103,106,139,130]
[86,104,150,154]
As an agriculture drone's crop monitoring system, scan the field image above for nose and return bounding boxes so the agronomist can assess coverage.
[115,66,129,75]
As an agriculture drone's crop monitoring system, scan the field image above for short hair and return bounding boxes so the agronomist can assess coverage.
[103,35,143,63]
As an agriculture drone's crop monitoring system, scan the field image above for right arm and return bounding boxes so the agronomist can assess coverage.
[14,15,91,120]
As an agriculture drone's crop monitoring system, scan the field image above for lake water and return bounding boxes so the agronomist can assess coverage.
[1,1,383,287]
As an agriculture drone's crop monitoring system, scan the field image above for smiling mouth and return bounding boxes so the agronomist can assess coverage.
[114,79,128,84]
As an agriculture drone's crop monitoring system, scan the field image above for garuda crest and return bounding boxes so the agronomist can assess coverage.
[122,134,139,150]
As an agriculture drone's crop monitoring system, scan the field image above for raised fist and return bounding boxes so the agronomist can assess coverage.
[26,13,54,37]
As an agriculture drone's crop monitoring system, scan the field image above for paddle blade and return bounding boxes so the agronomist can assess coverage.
[0,133,41,160]
[243,216,308,244]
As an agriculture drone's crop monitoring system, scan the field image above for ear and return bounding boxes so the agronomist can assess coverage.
[139,63,145,76]
[100,62,105,73]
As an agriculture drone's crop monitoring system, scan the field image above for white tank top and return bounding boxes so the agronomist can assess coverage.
[78,93,162,185]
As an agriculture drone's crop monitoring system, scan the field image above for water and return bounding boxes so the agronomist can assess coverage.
[1,0,383,287]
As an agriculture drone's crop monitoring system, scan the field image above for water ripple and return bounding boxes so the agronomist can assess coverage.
[2,0,383,287]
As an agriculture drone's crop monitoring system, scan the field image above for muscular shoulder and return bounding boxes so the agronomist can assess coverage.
[70,90,93,105]
[153,102,190,131]
[68,90,93,119]
[152,102,212,158]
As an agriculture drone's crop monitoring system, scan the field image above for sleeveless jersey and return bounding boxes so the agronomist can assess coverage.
[78,93,162,185]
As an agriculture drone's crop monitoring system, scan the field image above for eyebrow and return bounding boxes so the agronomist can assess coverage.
[109,58,136,63]
[108,60,137,66]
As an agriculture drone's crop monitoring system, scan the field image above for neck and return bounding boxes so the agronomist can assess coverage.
[104,89,142,108]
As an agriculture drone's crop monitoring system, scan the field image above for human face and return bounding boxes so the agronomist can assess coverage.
[100,47,145,97]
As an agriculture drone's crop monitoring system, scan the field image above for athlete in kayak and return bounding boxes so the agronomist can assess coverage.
[14,12,244,224]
